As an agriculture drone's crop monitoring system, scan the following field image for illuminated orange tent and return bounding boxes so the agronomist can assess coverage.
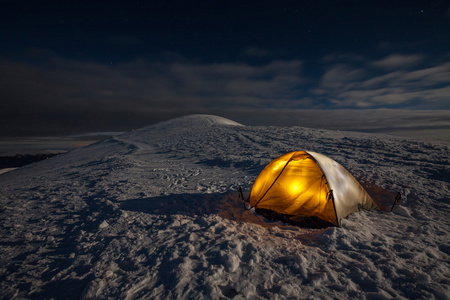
[249,151,379,227]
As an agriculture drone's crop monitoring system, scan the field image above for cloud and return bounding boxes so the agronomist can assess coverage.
[401,62,450,85]
[0,51,448,142]
[371,54,424,70]
[313,54,450,108]
[0,56,305,136]
[224,108,450,141]
[166,60,303,100]
[316,64,365,92]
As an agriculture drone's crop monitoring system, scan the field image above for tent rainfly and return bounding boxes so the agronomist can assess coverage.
[248,151,379,227]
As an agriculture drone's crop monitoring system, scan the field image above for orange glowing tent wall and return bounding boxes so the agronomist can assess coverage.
[249,151,379,226]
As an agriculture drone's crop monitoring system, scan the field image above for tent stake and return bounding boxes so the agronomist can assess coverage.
[390,192,402,212]
[238,186,249,210]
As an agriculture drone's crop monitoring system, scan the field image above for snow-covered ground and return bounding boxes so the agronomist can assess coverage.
[0,168,18,175]
[1,114,449,299]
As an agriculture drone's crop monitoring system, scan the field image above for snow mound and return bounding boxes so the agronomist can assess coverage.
[148,114,243,130]
[120,114,243,147]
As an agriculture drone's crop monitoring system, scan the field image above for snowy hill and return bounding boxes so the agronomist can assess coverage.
[147,114,243,129]
[1,114,449,299]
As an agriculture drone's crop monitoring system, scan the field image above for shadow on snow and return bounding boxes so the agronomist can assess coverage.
[120,192,295,229]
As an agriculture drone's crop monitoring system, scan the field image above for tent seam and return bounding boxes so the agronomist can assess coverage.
[307,151,339,226]
[251,152,295,209]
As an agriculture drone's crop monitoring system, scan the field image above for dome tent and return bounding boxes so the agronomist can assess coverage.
[248,151,379,227]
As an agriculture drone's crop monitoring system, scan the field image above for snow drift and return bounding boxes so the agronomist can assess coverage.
[0,114,449,299]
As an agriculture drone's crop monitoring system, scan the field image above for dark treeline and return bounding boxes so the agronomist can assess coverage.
[0,153,62,169]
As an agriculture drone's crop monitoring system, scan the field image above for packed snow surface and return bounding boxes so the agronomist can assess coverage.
[1,114,449,299]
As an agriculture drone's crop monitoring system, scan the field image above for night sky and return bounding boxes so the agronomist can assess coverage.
[1,0,449,145]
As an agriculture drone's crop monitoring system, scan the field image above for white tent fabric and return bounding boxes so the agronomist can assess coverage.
[307,151,379,226]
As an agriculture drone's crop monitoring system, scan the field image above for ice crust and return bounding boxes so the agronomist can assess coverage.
[0,114,449,299]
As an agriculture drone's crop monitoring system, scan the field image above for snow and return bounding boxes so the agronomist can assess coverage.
[0,168,18,175]
[0,114,449,299]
